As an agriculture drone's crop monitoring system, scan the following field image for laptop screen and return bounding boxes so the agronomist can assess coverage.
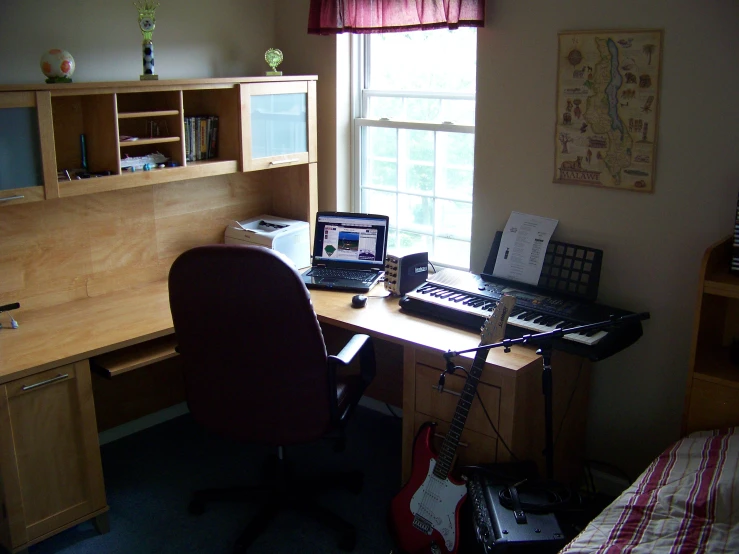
[312,212,389,270]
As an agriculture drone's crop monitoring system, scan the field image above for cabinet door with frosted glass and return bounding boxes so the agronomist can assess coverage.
[0,91,57,206]
[239,80,316,171]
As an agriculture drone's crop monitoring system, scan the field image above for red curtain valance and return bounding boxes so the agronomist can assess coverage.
[307,0,485,35]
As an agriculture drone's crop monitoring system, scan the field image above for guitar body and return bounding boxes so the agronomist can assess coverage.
[390,295,516,554]
[390,422,467,554]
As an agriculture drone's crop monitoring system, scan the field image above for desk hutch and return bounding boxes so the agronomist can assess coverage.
[0,77,590,553]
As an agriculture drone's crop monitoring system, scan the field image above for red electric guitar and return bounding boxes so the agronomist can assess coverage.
[390,295,515,554]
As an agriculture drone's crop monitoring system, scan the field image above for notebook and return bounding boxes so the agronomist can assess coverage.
[301,211,390,292]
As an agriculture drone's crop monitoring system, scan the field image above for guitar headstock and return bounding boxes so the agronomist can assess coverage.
[480,295,516,346]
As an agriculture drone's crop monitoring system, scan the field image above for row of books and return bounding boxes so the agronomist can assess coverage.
[185,116,218,162]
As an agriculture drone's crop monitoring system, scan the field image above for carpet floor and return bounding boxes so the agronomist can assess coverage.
[30,405,402,554]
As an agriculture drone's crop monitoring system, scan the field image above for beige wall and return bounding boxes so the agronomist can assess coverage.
[472,0,739,477]
[0,0,276,84]
[277,0,739,476]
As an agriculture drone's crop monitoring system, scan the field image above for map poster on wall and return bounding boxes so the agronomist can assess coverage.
[554,29,663,193]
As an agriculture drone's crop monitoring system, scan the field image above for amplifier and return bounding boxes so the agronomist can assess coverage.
[467,473,567,553]
[384,252,428,296]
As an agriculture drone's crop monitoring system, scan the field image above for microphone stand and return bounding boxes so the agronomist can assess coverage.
[443,311,650,481]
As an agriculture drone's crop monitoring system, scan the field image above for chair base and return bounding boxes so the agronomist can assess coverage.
[188,453,363,553]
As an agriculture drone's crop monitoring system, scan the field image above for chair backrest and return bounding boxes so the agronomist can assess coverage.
[168,244,332,446]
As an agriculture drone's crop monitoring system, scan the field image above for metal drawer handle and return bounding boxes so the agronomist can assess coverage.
[431,384,461,397]
[0,195,25,202]
[21,373,69,391]
[434,432,469,448]
[269,158,299,165]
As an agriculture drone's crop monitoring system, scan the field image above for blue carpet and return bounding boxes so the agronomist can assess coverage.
[30,406,402,554]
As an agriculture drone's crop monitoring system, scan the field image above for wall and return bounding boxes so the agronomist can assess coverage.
[472,0,739,477]
[276,0,739,477]
[0,0,276,84]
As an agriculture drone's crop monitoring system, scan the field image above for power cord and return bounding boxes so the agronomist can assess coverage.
[437,364,519,463]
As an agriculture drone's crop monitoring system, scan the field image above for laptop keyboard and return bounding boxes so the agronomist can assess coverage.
[308,268,376,283]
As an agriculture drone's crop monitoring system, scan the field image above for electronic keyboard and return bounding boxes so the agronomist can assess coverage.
[399,268,643,361]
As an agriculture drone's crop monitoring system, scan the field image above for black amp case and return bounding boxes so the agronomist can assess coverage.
[465,473,567,553]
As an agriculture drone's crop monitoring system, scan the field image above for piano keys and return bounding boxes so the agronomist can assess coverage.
[399,268,643,361]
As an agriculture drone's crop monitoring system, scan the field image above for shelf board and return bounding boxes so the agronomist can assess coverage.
[119,137,180,147]
[58,159,239,197]
[118,110,180,119]
[693,347,739,389]
[704,269,739,299]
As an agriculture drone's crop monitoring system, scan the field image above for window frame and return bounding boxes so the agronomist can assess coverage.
[350,32,476,270]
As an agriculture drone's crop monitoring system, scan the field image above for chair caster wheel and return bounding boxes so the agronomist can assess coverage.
[188,498,206,515]
[338,528,357,551]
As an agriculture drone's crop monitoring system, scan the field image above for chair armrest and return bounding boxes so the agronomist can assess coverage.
[327,334,376,385]
[326,334,377,428]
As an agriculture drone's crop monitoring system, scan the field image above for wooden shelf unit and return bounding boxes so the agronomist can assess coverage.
[684,236,739,434]
[0,76,317,204]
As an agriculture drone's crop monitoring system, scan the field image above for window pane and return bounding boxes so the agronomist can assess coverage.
[406,98,441,122]
[398,231,433,256]
[437,132,474,201]
[362,189,397,223]
[367,96,404,119]
[364,127,397,190]
[440,99,476,126]
[367,29,477,93]
[369,127,397,158]
[407,130,434,162]
[398,193,433,235]
[435,199,472,241]
[434,237,470,268]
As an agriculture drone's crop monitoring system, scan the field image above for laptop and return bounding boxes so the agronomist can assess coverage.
[301,211,390,292]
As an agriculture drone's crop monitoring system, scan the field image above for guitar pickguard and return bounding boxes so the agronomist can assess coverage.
[409,458,467,552]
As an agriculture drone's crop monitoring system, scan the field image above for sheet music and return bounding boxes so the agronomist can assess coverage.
[492,212,558,285]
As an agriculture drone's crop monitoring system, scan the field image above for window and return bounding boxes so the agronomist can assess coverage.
[353,28,477,270]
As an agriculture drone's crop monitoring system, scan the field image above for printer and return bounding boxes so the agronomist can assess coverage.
[224,214,310,269]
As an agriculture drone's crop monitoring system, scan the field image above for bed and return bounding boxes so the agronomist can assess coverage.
[560,427,739,553]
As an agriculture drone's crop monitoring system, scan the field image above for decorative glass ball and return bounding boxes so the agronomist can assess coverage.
[40,49,75,83]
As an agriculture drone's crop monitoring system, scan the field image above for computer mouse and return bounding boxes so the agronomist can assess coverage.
[351,294,368,308]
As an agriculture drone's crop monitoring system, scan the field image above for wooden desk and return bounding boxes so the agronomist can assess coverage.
[0,281,590,553]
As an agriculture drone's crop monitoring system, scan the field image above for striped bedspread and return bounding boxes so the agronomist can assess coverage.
[561,427,739,553]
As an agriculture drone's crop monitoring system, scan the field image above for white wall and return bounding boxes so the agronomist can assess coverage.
[472,0,739,477]
[0,0,276,84]
[277,0,739,477]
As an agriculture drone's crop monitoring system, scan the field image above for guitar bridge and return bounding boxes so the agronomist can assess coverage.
[412,515,433,535]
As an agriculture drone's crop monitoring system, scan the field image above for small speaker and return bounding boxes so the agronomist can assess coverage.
[385,252,428,296]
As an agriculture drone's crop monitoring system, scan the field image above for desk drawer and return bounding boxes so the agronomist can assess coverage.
[412,412,500,469]
[414,363,501,438]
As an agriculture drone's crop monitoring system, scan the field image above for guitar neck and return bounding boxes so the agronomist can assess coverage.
[432,348,488,479]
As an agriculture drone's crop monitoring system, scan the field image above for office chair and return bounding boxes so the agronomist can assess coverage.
[168,244,376,552]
